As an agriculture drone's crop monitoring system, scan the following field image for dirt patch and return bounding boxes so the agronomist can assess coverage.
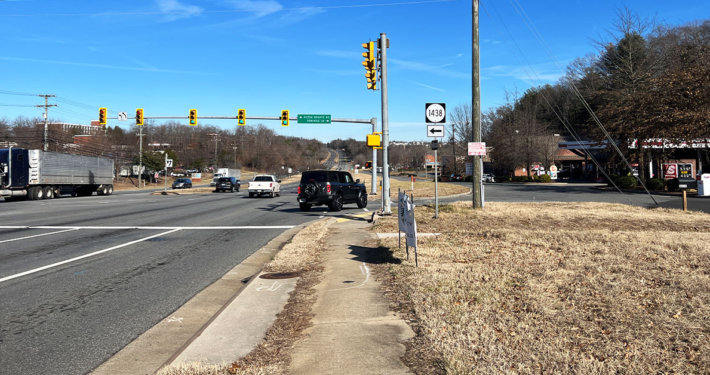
[372,202,710,374]
[156,219,333,375]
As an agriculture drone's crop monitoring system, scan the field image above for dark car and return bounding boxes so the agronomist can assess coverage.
[215,177,240,193]
[172,178,192,189]
[450,174,464,182]
[297,170,367,212]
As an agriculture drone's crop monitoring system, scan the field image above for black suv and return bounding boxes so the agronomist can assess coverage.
[297,170,367,212]
[215,177,240,193]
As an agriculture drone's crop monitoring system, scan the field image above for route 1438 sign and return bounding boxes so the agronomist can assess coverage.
[425,103,446,123]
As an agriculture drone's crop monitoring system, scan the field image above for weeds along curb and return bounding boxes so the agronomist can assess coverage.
[159,217,326,369]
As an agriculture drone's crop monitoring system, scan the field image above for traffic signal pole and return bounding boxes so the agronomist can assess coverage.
[380,33,392,215]
[372,120,378,195]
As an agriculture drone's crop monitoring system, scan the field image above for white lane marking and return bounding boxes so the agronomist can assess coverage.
[168,317,184,323]
[0,226,295,230]
[327,263,371,292]
[363,208,369,212]
[0,228,80,244]
[256,281,283,292]
[0,229,181,284]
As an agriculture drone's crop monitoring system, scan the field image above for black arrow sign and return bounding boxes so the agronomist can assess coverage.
[429,128,443,134]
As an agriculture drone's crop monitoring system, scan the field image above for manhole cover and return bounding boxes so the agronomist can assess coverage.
[260,272,299,279]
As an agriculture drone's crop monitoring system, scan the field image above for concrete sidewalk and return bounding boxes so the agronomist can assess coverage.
[289,218,415,375]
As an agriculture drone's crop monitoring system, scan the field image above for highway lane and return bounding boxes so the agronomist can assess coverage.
[0,183,339,375]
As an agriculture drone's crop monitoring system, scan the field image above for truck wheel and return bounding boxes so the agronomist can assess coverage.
[101,186,109,195]
[42,186,54,199]
[32,186,43,200]
[356,192,368,208]
[299,203,312,212]
[249,193,255,198]
[107,185,114,195]
[329,193,343,212]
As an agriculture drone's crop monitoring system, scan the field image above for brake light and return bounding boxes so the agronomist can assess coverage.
[327,182,331,193]
[270,183,273,188]
[297,186,301,194]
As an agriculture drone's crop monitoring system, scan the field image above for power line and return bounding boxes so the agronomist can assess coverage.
[505,0,659,206]
[0,89,38,97]
[0,0,457,17]
[480,0,634,205]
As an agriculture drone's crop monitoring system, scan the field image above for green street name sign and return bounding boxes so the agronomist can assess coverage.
[297,114,331,124]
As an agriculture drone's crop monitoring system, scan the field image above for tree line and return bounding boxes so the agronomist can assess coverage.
[450,10,710,180]
[0,116,328,174]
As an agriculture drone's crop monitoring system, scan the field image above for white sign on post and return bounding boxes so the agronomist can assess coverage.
[427,125,445,138]
[468,142,486,156]
[166,159,174,168]
[117,112,128,121]
[425,103,446,123]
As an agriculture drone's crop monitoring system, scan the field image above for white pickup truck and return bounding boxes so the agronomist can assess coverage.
[248,175,281,198]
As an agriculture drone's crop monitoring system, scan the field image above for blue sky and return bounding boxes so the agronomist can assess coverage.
[1,0,709,143]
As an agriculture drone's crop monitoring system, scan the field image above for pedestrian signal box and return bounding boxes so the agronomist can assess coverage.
[367,134,381,147]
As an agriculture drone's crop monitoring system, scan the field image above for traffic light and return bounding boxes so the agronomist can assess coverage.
[362,41,377,90]
[135,108,144,126]
[238,109,246,126]
[365,161,372,169]
[99,107,107,125]
[189,109,197,126]
[281,110,289,126]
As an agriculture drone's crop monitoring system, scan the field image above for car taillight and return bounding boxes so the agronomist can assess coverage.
[297,186,301,194]
[327,182,331,193]
[270,183,273,188]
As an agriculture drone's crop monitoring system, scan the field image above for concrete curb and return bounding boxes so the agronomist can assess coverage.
[90,218,323,375]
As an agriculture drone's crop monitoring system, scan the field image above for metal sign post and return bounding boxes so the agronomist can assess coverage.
[164,154,168,191]
[426,103,446,219]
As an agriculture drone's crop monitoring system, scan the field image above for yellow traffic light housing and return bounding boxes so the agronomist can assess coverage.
[189,109,197,126]
[367,134,381,147]
[362,41,377,90]
[238,109,246,126]
[281,110,289,126]
[135,108,144,126]
[99,107,107,125]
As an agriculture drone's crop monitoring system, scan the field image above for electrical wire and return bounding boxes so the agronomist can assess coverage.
[506,0,659,207]
[0,89,39,97]
[0,0,458,17]
[480,0,633,204]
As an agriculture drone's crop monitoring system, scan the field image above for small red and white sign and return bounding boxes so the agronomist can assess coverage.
[662,163,678,179]
[468,142,486,156]
[550,165,558,173]
[533,164,540,170]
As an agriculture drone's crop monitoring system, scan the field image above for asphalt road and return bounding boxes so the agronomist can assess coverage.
[414,181,710,213]
[0,183,368,375]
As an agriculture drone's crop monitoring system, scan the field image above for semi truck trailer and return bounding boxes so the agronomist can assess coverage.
[0,148,115,201]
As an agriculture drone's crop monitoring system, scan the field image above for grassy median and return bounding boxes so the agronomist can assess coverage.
[373,202,710,374]
[358,176,470,200]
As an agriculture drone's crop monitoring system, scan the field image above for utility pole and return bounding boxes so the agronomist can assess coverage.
[472,0,483,209]
[207,133,219,165]
[37,94,57,151]
[380,32,392,214]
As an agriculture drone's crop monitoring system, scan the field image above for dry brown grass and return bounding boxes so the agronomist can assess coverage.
[362,178,469,199]
[373,202,710,374]
[157,219,333,375]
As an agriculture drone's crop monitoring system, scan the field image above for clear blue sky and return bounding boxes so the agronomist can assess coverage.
[1,0,708,142]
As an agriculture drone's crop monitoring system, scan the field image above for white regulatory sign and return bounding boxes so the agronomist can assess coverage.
[427,125,445,138]
[117,112,128,121]
[468,142,486,156]
[166,159,173,168]
[425,103,446,123]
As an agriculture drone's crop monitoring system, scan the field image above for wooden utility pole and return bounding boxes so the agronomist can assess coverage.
[472,0,482,208]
